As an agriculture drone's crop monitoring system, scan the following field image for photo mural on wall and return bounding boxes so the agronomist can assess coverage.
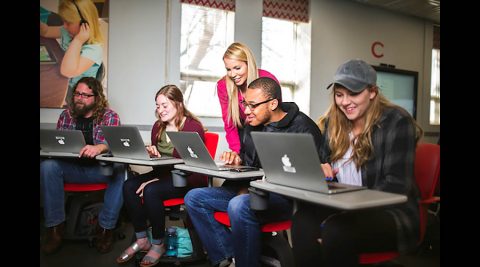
[40,0,108,108]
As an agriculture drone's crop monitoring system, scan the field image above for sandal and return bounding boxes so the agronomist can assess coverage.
[140,243,165,267]
[116,240,152,264]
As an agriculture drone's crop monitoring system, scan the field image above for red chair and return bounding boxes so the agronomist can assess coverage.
[63,182,109,245]
[213,211,292,234]
[162,131,219,209]
[64,183,107,192]
[213,207,294,265]
[204,131,219,160]
[63,161,129,244]
[358,143,440,265]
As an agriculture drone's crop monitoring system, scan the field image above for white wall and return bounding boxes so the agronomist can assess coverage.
[107,0,266,155]
[310,0,427,119]
[108,0,169,126]
[234,0,263,61]
[40,0,439,145]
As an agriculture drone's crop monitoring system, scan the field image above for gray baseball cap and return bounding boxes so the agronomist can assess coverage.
[326,59,377,92]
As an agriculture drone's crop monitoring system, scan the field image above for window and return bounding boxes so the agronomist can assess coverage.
[429,25,440,125]
[180,4,234,117]
[261,17,311,112]
[262,17,295,101]
[430,48,440,125]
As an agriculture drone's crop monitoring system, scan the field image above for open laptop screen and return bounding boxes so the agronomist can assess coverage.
[40,44,57,64]
[251,132,365,194]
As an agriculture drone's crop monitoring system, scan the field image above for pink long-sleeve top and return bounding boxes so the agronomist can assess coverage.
[216,69,279,153]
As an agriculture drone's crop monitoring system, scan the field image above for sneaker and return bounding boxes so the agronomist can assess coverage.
[217,258,234,267]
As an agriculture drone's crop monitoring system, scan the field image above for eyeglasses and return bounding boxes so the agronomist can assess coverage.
[240,98,275,110]
[73,92,96,99]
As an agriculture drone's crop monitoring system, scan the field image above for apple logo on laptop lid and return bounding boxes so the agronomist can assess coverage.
[56,136,66,145]
[282,154,296,173]
[121,138,131,147]
[188,146,198,158]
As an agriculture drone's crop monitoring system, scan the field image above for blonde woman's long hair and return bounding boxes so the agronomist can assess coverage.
[58,0,104,44]
[154,85,203,143]
[223,42,259,128]
[317,84,423,169]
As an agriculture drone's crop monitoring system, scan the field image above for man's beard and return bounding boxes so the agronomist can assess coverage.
[74,101,95,116]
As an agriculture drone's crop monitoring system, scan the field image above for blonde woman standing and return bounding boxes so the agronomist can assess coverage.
[217,42,280,153]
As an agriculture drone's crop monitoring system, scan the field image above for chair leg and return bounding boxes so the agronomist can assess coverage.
[261,233,295,267]
[282,230,290,245]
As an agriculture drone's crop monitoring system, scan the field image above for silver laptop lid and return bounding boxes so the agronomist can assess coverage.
[101,125,157,160]
[40,129,86,153]
[166,131,219,170]
[251,132,365,194]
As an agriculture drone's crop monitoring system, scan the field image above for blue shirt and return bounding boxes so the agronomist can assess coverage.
[40,6,50,23]
[60,27,103,89]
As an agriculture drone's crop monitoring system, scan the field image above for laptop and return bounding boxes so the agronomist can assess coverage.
[166,131,258,171]
[101,125,173,161]
[251,132,366,194]
[40,44,57,65]
[40,129,86,157]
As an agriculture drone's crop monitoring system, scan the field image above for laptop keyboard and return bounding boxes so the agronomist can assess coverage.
[218,165,259,171]
[148,155,174,161]
[326,182,346,190]
[40,151,81,157]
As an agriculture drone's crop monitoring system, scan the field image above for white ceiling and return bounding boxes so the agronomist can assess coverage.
[351,0,440,24]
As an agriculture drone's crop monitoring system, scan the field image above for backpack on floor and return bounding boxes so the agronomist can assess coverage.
[135,225,206,266]
[175,226,193,258]
[64,190,104,242]
[75,202,103,237]
[147,226,193,258]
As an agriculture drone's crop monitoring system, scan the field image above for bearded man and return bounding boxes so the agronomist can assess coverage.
[40,77,125,255]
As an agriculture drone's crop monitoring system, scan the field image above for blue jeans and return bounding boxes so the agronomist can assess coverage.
[40,159,125,229]
[184,186,293,267]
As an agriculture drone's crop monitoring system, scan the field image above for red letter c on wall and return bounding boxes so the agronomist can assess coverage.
[371,41,384,58]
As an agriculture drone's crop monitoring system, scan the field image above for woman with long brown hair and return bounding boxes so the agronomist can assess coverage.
[292,59,423,267]
[117,85,205,267]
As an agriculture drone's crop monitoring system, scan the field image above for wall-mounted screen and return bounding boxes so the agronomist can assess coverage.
[372,65,418,119]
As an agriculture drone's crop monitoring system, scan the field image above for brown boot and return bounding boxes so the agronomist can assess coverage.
[95,225,114,253]
[41,222,65,254]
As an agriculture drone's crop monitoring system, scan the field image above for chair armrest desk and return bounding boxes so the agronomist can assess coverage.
[174,164,264,187]
[250,180,407,210]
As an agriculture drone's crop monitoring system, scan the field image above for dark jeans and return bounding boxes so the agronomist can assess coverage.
[292,202,398,267]
[123,168,188,241]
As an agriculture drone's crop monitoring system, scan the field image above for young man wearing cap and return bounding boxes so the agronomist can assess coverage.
[291,59,424,267]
